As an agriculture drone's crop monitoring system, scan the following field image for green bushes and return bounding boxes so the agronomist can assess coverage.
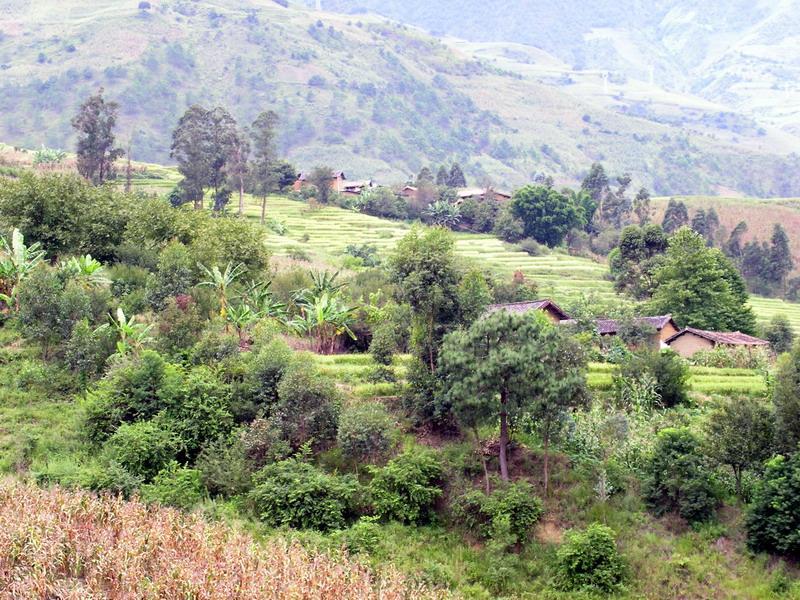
[643,428,719,524]
[746,453,800,557]
[249,457,358,531]
[452,481,542,546]
[616,350,689,408]
[273,364,340,451]
[337,402,394,463]
[554,523,627,594]
[103,420,176,480]
[368,448,443,523]
[141,461,204,509]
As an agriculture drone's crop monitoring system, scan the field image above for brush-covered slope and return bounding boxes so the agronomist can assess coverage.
[0,0,799,195]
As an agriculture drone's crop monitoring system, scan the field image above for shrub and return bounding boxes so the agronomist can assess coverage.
[241,417,292,468]
[515,237,544,256]
[235,338,293,420]
[141,461,205,509]
[249,457,358,531]
[78,460,144,498]
[337,402,394,464]
[452,481,543,546]
[196,433,253,498]
[554,523,627,594]
[191,327,240,365]
[764,314,794,355]
[336,516,382,554]
[273,364,340,451]
[369,321,399,366]
[643,428,718,524]
[145,241,196,309]
[691,345,769,370]
[103,420,176,480]
[156,295,205,359]
[616,350,689,408]
[492,207,525,243]
[746,453,800,557]
[368,448,443,523]
[64,318,116,381]
[344,243,380,267]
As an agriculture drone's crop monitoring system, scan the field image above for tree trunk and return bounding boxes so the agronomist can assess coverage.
[260,196,267,225]
[734,467,742,500]
[543,431,550,497]
[473,426,491,494]
[499,388,510,482]
[238,176,245,216]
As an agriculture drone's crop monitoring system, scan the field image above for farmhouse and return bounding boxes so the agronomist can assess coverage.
[292,171,347,193]
[341,180,373,196]
[484,299,571,323]
[563,314,679,349]
[456,187,513,203]
[665,328,770,358]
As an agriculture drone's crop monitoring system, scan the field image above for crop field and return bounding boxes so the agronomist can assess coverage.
[246,195,800,329]
[312,353,768,397]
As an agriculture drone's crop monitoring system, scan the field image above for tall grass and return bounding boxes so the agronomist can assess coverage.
[0,481,441,599]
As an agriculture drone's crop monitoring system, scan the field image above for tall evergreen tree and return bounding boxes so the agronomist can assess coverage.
[171,105,214,209]
[580,162,609,203]
[706,208,720,245]
[725,221,748,262]
[662,199,689,233]
[71,89,124,185]
[416,166,434,185]
[691,209,709,244]
[435,165,449,186]
[633,187,652,225]
[769,223,793,291]
[447,163,467,188]
[307,166,335,205]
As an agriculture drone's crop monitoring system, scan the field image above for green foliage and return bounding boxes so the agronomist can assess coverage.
[764,314,794,354]
[369,321,399,366]
[145,242,196,309]
[103,420,176,480]
[64,318,116,381]
[78,460,144,498]
[705,397,774,499]
[772,345,800,454]
[155,296,205,360]
[609,224,668,299]
[510,184,583,247]
[0,172,134,262]
[337,402,394,464]
[191,327,240,365]
[662,199,689,233]
[553,523,627,594]
[141,461,205,509]
[615,350,690,408]
[649,228,756,333]
[71,89,124,185]
[196,433,253,498]
[690,345,769,370]
[273,363,340,451]
[643,428,719,524]
[249,457,358,531]
[457,269,492,325]
[746,453,800,557]
[492,206,525,243]
[336,516,382,554]
[452,481,542,546]
[368,448,443,523]
[234,338,293,421]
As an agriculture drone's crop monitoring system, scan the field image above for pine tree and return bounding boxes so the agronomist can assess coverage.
[416,166,434,184]
[691,209,708,241]
[769,224,793,292]
[725,221,748,261]
[706,208,720,245]
[435,165,449,186]
[71,89,124,185]
[662,199,689,233]
[447,163,467,188]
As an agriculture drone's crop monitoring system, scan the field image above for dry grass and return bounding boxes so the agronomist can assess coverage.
[0,481,441,600]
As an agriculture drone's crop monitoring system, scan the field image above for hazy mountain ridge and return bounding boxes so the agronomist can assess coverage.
[0,0,799,195]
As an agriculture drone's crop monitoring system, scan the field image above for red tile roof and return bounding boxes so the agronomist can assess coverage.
[665,327,769,346]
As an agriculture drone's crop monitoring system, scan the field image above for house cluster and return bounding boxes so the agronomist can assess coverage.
[291,170,513,204]
[484,300,770,358]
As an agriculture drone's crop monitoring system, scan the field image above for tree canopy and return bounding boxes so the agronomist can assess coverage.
[510,184,583,247]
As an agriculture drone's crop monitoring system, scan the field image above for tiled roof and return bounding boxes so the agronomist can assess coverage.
[666,327,769,346]
[484,299,569,320]
[562,315,675,334]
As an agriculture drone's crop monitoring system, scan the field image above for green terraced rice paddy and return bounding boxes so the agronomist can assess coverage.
[312,354,767,397]
[244,194,800,329]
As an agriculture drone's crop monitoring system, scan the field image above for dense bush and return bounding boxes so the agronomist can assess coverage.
[249,457,359,531]
[103,420,176,480]
[553,523,627,594]
[643,428,719,523]
[337,402,394,464]
[141,461,205,509]
[691,345,769,370]
[155,295,205,360]
[196,433,253,498]
[368,448,443,523]
[273,364,341,451]
[64,318,116,381]
[452,481,542,546]
[145,242,196,309]
[336,516,382,554]
[616,350,689,408]
[235,338,293,420]
[746,453,800,557]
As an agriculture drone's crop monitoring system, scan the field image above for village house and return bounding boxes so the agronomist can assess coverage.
[340,179,374,196]
[292,171,347,193]
[483,299,571,323]
[563,315,679,349]
[456,187,513,203]
[665,328,770,358]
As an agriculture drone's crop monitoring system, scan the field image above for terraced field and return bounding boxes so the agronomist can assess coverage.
[247,195,800,328]
[313,353,768,397]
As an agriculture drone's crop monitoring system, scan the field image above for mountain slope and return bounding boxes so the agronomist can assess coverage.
[0,0,798,195]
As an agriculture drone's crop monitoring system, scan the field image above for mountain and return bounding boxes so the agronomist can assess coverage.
[0,0,799,196]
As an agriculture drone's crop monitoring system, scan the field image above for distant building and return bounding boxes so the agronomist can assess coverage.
[292,171,347,193]
[456,187,513,203]
[484,299,571,323]
[340,179,373,196]
[562,314,679,349]
[399,185,418,199]
[665,328,769,358]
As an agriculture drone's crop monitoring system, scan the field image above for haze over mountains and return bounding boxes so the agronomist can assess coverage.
[1,0,799,196]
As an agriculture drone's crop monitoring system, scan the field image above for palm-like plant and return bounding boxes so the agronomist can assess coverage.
[197,261,246,320]
[424,200,461,228]
[242,279,288,322]
[226,303,259,345]
[291,290,357,354]
[59,254,111,288]
[99,307,154,357]
[0,229,46,311]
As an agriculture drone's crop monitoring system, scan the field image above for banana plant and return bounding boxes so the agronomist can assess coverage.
[197,261,246,320]
[59,254,111,288]
[226,303,259,345]
[242,279,288,322]
[290,290,357,354]
[98,307,154,357]
[0,228,46,311]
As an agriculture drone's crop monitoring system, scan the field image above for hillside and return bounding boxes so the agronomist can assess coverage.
[1,0,799,196]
